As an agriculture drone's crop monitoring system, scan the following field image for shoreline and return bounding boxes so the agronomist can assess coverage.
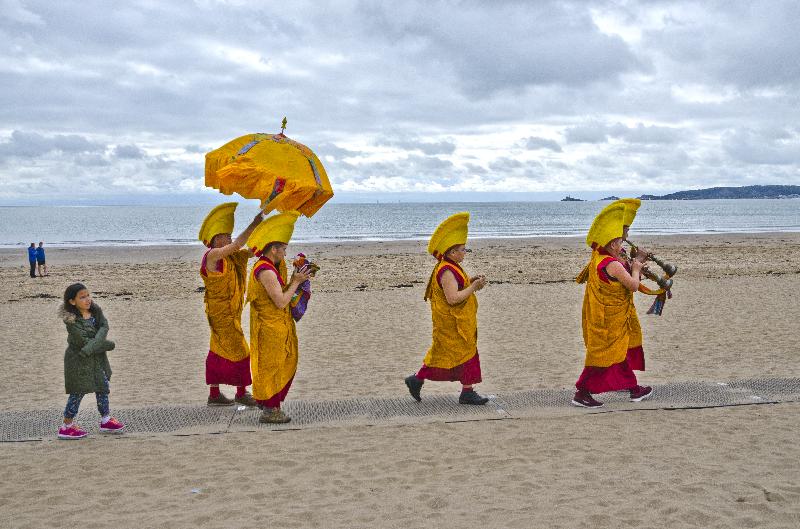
[2,229,800,252]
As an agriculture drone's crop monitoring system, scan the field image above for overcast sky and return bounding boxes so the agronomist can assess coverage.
[1,0,799,204]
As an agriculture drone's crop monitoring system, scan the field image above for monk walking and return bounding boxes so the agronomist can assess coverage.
[405,212,489,405]
[572,201,653,408]
[199,203,262,407]
[246,211,311,424]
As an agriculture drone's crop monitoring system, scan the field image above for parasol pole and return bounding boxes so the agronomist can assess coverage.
[260,117,288,215]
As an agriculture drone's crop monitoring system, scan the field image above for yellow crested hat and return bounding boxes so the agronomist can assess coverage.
[586,202,625,248]
[616,198,641,227]
[198,202,238,247]
[428,212,469,259]
[247,211,301,256]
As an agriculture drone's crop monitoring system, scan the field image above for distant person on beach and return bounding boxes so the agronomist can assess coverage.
[198,203,263,407]
[405,212,490,405]
[246,211,311,424]
[57,283,125,439]
[571,202,652,408]
[36,241,47,277]
[27,243,37,278]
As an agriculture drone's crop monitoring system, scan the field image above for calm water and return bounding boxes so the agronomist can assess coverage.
[1,199,798,247]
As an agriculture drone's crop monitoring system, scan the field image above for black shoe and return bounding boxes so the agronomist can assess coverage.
[404,375,423,402]
[459,389,489,405]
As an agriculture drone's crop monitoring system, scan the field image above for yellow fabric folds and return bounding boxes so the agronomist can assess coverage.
[585,202,625,248]
[205,133,333,218]
[246,211,300,256]
[581,250,642,367]
[619,198,641,227]
[198,202,237,246]
[423,260,478,369]
[578,197,642,283]
[428,212,469,258]
[247,259,298,401]
[201,249,251,362]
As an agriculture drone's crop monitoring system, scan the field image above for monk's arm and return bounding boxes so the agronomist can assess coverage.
[207,213,263,267]
[605,260,643,292]
[441,269,483,305]
[232,212,264,249]
[258,268,306,309]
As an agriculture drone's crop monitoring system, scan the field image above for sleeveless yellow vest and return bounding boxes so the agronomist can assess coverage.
[582,250,643,367]
[423,260,478,369]
[201,249,250,362]
[247,258,298,400]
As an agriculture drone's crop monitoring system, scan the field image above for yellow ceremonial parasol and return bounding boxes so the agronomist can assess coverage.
[205,118,334,217]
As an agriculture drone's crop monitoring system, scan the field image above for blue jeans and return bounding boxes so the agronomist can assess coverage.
[64,376,111,419]
[64,393,110,419]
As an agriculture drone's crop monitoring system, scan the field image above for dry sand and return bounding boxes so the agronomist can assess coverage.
[1,233,799,527]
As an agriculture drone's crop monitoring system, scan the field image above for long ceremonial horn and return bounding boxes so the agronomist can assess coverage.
[624,239,678,278]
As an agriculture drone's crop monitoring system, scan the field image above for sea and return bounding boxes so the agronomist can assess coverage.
[1,199,798,248]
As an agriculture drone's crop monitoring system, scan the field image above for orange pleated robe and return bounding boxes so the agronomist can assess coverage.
[577,248,644,392]
[416,259,482,384]
[201,249,251,361]
[247,258,298,406]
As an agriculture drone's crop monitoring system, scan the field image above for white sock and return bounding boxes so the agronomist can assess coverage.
[101,415,111,424]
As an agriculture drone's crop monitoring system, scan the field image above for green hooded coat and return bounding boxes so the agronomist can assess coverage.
[61,304,115,395]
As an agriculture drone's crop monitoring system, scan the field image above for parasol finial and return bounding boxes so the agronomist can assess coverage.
[280,117,287,134]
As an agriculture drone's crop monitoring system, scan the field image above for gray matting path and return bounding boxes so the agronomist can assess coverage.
[2,377,798,442]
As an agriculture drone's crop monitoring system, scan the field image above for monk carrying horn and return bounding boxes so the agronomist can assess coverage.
[572,201,653,408]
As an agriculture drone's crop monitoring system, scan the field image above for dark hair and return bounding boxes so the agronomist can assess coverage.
[263,241,285,253]
[209,233,230,248]
[62,283,98,318]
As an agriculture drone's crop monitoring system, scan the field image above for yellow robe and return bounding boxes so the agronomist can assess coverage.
[247,258,298,401]
[201,249,250,362]
[423,260,478,369]
[582,250,643,367]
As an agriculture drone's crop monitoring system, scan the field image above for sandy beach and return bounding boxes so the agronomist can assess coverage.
[1,233,799,527]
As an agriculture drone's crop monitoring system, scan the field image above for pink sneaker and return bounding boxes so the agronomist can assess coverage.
[99,417,125,434]
[58,424,88,440]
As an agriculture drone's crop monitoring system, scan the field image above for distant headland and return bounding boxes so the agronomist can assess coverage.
[581,185,800,202]
[637,185,800,200]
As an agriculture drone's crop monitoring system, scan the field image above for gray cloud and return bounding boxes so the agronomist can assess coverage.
[1,1,799,200]
[0,130,105,158]
[723,129,800,165]
[523,136,562,152]
[488,157,525,172]
[376,136,457,156]
[362,2,645,97]
[642,1,800,89]
[566,122,684,145]
[114,144,146,159]
[316,142,362,160]
[609,123,683,144]
[565,124,609,144]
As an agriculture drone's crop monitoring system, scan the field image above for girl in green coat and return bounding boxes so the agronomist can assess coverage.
[58,283,125,440]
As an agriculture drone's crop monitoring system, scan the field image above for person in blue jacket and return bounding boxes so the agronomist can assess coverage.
[27,243,37,278]
[36,241,47,277]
